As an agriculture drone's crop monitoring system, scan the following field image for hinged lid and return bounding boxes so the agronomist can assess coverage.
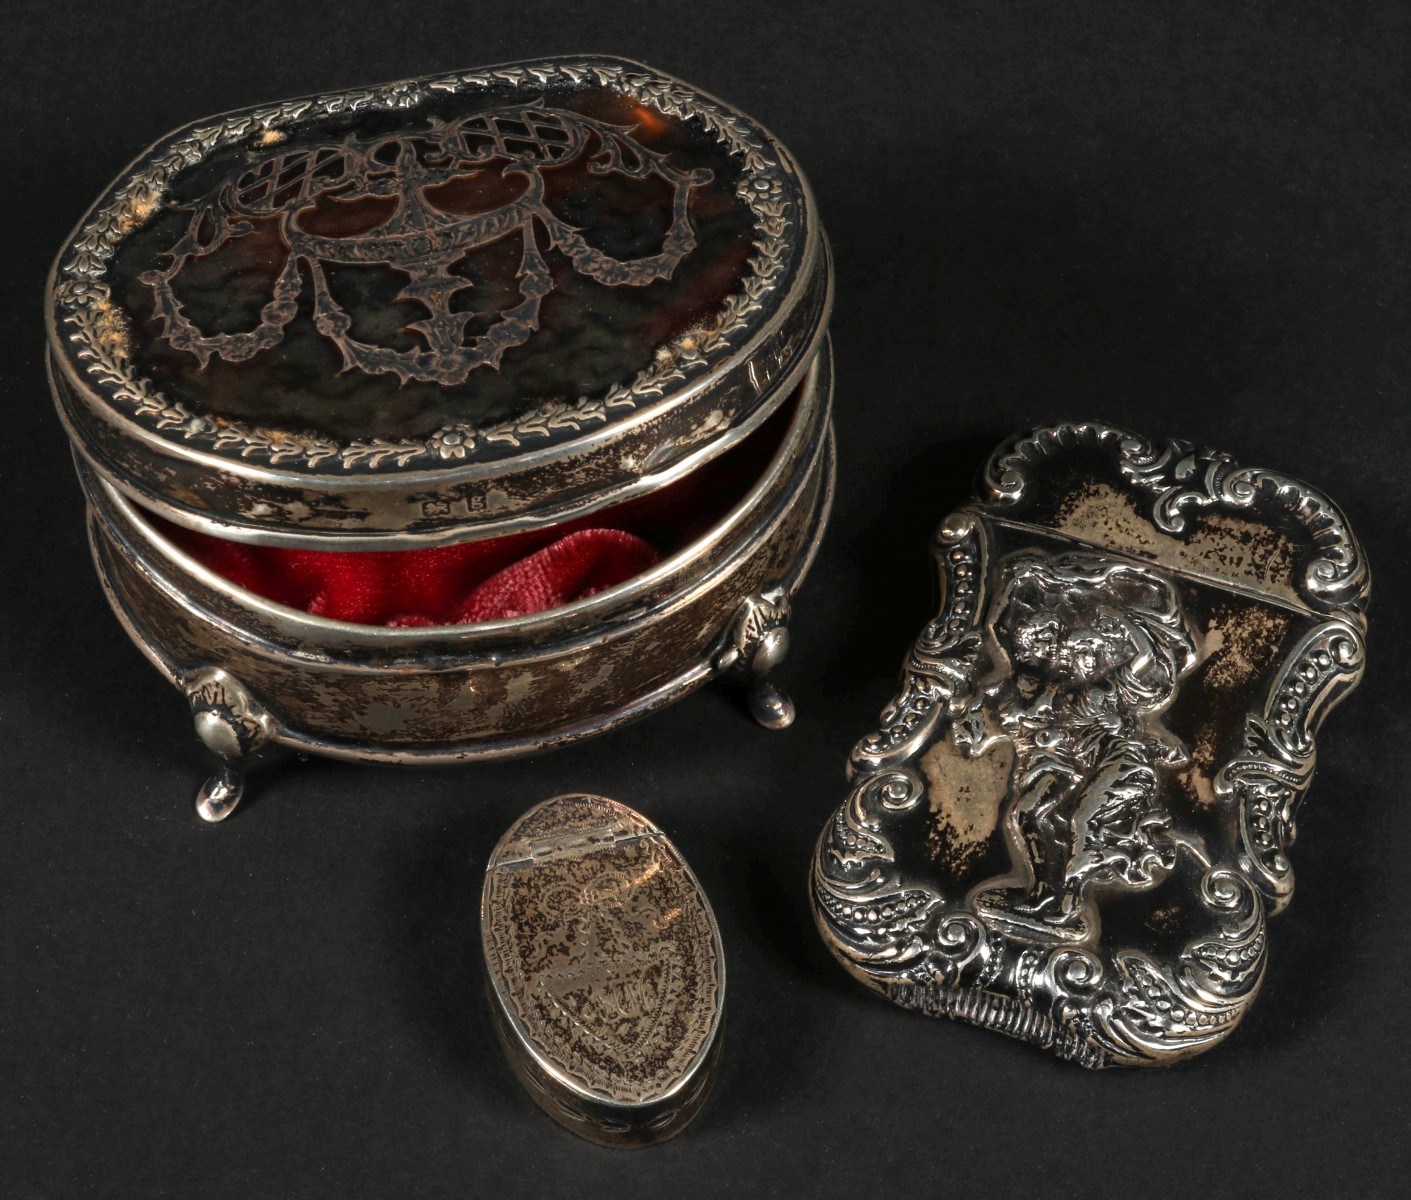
[482,794,725,1146]
[47,57,828,548]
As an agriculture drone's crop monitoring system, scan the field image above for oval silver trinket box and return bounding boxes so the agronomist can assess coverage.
[47,56,834,820]
[482,794,725,1146]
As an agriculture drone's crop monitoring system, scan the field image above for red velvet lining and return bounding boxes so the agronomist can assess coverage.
[160,386,796,627]
[168,524,661,626]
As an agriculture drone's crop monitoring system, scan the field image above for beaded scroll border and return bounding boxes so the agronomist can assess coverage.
[51,61,798,472]
[812,423,1368,1066]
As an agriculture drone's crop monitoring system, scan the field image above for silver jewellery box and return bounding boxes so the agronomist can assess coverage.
[812,422,1368,1067]
[46,57,834,820]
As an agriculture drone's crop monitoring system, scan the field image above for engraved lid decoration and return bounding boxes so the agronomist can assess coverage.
[812,422,1368,1068]
[482,794,724,1146]
[47,58,823,539]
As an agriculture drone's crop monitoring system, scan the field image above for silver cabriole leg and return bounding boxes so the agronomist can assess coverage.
[183,668,274,823]
[716,587,795,730]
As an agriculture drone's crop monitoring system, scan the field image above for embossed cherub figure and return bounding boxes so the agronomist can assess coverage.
[954,552,1199,942]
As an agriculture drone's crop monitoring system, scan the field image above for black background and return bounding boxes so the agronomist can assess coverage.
[3,3,1409,1196]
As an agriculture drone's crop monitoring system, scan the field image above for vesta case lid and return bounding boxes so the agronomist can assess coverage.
[482,794,725,1146]
[47,57,828,548]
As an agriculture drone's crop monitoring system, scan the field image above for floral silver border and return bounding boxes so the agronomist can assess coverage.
[51,59,799,472]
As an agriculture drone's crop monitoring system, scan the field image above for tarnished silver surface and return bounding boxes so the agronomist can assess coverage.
[47,55,829,547]
[47,58,835,819]
[83,348,832,820]
[812,422,1368,1067]
[185,667,274,822]
[482,794,724,1147]
[715,584,795,729]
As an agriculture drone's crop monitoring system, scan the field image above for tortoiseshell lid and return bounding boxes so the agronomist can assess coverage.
[48,57,828,548]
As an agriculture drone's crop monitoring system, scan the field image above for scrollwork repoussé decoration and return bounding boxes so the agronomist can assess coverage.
[814,424,1366,1066]
[814,532,1269,1065]
[981,419,1369,615]
[1219,621,1365,913]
